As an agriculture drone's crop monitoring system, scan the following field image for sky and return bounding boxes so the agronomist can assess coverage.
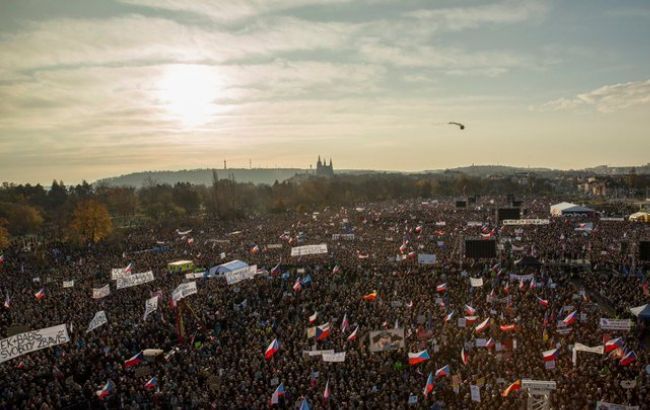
[1,0,649,184]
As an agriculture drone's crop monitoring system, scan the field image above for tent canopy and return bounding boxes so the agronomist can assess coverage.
[208,259,249,277]
[550,202,595,216]
[629,212,650,222]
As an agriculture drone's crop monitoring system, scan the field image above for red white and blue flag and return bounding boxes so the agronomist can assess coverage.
[124,351,144,368]
[408,350,430,366]
[562,311,577,326]
[464,305,476,315]
[270,383,285,404]
[423,372,434,397]
[265,338,280,360]
[271,263,281,276]
[34,288,45,300]
[475,318,490,333]
[341,313,349,333]
[144,377,158,390]
[542,348,559,362]
[435,364,450,378]
[500,324,516,332]
[445,311,454,323]
[604,337,624,353]
[537,297,549,307]
[436,283,447,293]
[96,380,115,399]
[332,265,341,274]
[619,350,637,366]
[293,278,303,292]
[316,323,330,341]
[347,326,358,341]
[485,337,495,349]
[323,380,331,401]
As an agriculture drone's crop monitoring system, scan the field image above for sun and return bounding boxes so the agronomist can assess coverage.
[157,65,219,126]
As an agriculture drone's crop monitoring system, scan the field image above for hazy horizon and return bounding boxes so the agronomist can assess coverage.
[1,0,649,184]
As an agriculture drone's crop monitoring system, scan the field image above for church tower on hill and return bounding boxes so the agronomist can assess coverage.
[316,156,334,177]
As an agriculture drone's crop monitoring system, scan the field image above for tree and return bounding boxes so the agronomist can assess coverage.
[0,219,9,250]
[69,199,113,243]
[0,203,44,235]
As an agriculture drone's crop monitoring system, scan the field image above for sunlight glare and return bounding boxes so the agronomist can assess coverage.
[157,65,219,126]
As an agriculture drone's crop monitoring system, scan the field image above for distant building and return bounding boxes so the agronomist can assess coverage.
[315,156,334,177]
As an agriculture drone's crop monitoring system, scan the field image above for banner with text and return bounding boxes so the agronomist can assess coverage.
[116,271,154,290]
[0,324,70,364]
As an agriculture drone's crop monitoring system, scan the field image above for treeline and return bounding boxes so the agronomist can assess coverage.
[0,172,560,246]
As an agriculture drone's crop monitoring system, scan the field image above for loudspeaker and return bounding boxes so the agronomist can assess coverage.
[465,239,497,258]
[497,208,520,223]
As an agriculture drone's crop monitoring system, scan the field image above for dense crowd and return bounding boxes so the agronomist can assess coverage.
[1,197,649,409]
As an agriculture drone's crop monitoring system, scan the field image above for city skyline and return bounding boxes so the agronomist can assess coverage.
[1,0,649,184]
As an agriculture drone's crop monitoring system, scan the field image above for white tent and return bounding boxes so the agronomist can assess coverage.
[550,202,595,217]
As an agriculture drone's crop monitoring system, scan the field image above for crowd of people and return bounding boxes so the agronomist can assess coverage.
[1,197,649,409]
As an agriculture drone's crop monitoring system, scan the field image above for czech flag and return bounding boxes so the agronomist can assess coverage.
[270,383,285,405]
[299,398,311,410]
[604,337,624,353]
[529,280,536,290]
[399,243,408,254]
[271,263,281,276]
[316,323,330,341]
[537,297,549,308]
[499,324,516,332]
[34,288,45,300]
[619,350,637,366]
[323,380,331,401]
[501,380,521,397]
[144,377,158,390]
[0,254,4,264]
[309,312,318,324]
[124,352,144,368]
[464,305,476,315]
[96,380,115,399]
[423,372,434,397]
[461,348,469,365]
[503,282,510,294]
[436,283,447,293]
[347,326,358,342]
[408,350,430,366]
[475,317,490,334]
[293,278,303,293]
[562,311,577,326]
[464,316,478,325]
[332,265,341,274]
[362,291,377,301]
[124,263,133,273]
[341,313,349,333]
[265,338,280,360]
[445,311,454,323]
[435,365,450,378]
[542,348,559,362]
[485,337,496,349]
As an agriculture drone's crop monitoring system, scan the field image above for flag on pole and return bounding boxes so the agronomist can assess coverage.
[341,313,349,333]
[434,365,450,378]
[293,278,303,293]
[537,297,549,307]
[316,323,331,341]
[124,352,144,368]
[270,383,285,405]
[347,326,358,342]
[604,337,624,353]
[265,338,280,360]
[408,350,430,366]
[542,348,559,362]
[475,318,490,333]
[501,380,521,397]
[619,350,637,366]
[499,324,516,332]
[423,372,434,397]
[144,377,158,390]
[96,380,115,399]
[436,283,447,293]
[464,305,476,315]
[299,399,311,410]
[362,291,377,301]
[34,288,45,300]
[445,311,454,323]
[309,312,318,324]
[562,311,577,326]
[461,348,469,365]
[323,380,331,401]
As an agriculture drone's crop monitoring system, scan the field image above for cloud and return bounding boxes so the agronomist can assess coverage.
[537,79,650,112]
[404,0,549,31]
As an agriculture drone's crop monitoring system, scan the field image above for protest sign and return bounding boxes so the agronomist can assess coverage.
[595,402,639,410]
[502,219,550,225]
[368,329,405,352]
[266,243,283,249]
[331,234,355,241]
[291,244,328,257]
[470,277,484,287]
[599,318,632,331]
[62,280,75,288]
[0,324,70,363]
[92,284,110,299]
[111,267,131,280]
[470,385,481,402]
[224,265,258,285]
[143,296,158,320]
[116,271,154,289]
[172,281,197,302]
[322,352,346,362]
[417,254,436,265]
[86,311,107,333]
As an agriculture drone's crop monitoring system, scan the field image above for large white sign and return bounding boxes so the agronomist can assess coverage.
[291,244,328,257]
[332,234,355,241]
[185,272,205,279]
[62,280,75,288]
[467,222,483,227]
[574,343,604,354]
[521,379,557,391]
[111,267,131,280]
[172,281,198,302]
[143,296,158,320]
[86,311,107,333]
[599,318,632,331]
[470,385,481,402]
[92,284,110,299]
[0,324,70,363]
[116,271,154,289]
[502,219,550,225]
[322,352,346,362]
[224,265,258,285]
[470,277,484,287]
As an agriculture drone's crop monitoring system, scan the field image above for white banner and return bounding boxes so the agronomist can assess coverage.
[595,402,639,410]
[331,234,355,241]
[574,343,604,354]
[470,385,481,402]
[322,352,346,362]
[600,217,625,222]
[143,296,158,320]
[502,219,550,225]
[302,349,334,357]
[521,379,557,391]
[435,221,446,226]
[266,243,283,249]
[417,254,436,265]
[599,318,632,331]
[467,222,483,226]
[509,273,534,282]
[185,272,205,279]
[116,271,154,289]
[92,284,110,299]
[0,324,70,364]
[86,311,107,333]
[291,244,328,257]
[470,277,484,287]
[111,267,131,280]
[224,265,258,285]
[62,280,75,288]
[172,281,198,302]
